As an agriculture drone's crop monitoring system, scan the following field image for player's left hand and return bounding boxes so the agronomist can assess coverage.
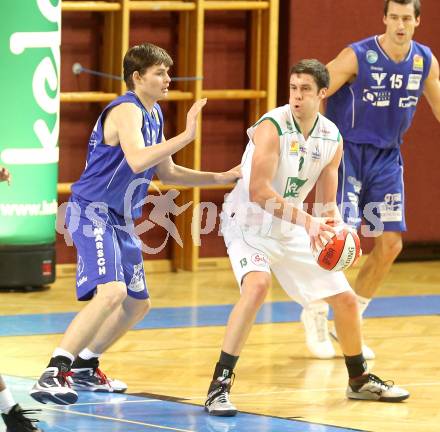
[307,216,336,252]
[328,220,363,265]
[215,164,242,184]
[0,167,11,185]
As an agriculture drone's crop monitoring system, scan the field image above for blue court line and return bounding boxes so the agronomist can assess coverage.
[0,295,439,337]
[1,375,365,432]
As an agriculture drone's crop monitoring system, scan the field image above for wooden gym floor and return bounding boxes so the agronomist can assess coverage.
[1,259,439,431]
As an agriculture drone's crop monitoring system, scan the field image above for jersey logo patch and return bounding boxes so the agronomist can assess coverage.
[283,177,308,198]
[413,55,424,72]
[251,253,268,267]
[406,74,422,90]
[371,72,387,88]
[362,89,391,107]
[366,50,378,64]
[312,146,321,161]
[289,141,299,156]
[128,262,145,292]
[379,193,403,222]
[399,96,418,108]
[317,126,332,137]
[347,176,362,194]
[77,255,88,288]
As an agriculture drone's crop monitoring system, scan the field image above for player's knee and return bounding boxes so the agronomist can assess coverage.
[331,291,358,316]
[242,274,270,308]
[378,236,403,261]
[121,296,151,322]
[135,298,151,320]
[95,281,127,310]
[388,237,403,259]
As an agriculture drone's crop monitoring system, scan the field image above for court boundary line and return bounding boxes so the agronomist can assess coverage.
[41,405,196,432]
[3,374,366,432]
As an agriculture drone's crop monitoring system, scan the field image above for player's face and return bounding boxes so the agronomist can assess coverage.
[134,63,171,101]
[383,1,420,46]
[289,73,326,120]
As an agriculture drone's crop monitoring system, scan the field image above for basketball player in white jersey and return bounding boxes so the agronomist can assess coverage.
[204,59,409,417]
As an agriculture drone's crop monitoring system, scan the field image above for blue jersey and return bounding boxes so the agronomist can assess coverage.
[71,91,164,219]
[326,36,432,149]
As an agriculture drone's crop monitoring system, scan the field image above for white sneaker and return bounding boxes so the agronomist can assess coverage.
[70,367,127,393]
[301,308,336,359]
[329,327,375,360]
[205,377,237,417]
[347,373,410,402]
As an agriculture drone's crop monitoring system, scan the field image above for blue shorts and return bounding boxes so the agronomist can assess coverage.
[65,197,149,301]
[337,141,406,233]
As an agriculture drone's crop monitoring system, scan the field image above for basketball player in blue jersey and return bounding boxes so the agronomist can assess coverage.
[301,0,440,360]
[29,43,241,405]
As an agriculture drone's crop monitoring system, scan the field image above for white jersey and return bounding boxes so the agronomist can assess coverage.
[224,104,340,234]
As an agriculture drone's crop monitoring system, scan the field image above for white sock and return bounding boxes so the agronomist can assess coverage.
[357,295,371,317]
[305,299,329,313]
[78,348,101,361]
[0,388,16,414]
[52,348,75,363]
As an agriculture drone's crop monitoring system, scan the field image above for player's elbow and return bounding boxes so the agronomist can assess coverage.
[156,165,177,185]
[126,158,144,174]
[130,164,144,174]
[156,171,173,185]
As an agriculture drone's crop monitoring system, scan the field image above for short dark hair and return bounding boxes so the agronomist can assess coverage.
[290,59,329,90]
[123,43,173,90]
[384,0,421,18]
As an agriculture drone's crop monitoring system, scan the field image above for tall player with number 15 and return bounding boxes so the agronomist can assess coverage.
[301,0,440,360]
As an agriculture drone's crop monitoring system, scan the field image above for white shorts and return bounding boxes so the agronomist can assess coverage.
[222,214,352,306]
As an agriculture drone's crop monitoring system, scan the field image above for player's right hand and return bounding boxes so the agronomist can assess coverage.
[185,98,208,141]
[306,216,336,253]
[185,98,207,141]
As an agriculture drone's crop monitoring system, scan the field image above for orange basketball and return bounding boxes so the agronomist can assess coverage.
[313,226,361,272]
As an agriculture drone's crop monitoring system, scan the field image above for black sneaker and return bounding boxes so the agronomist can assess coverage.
[205,376,237,417]
[1,403,43,431]
[29,366,78,405]
[70,357,127,393]
[347,373,410,402]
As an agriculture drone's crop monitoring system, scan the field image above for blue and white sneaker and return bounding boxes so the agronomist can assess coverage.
[70,367,127,393]
[30,366,78,405]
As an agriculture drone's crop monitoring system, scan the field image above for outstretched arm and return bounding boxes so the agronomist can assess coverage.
[156,152,241,186]
[423,54,440,123]
[115,99,207,174]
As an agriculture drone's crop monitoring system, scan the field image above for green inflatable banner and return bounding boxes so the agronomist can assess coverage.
[0,0,60,245]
